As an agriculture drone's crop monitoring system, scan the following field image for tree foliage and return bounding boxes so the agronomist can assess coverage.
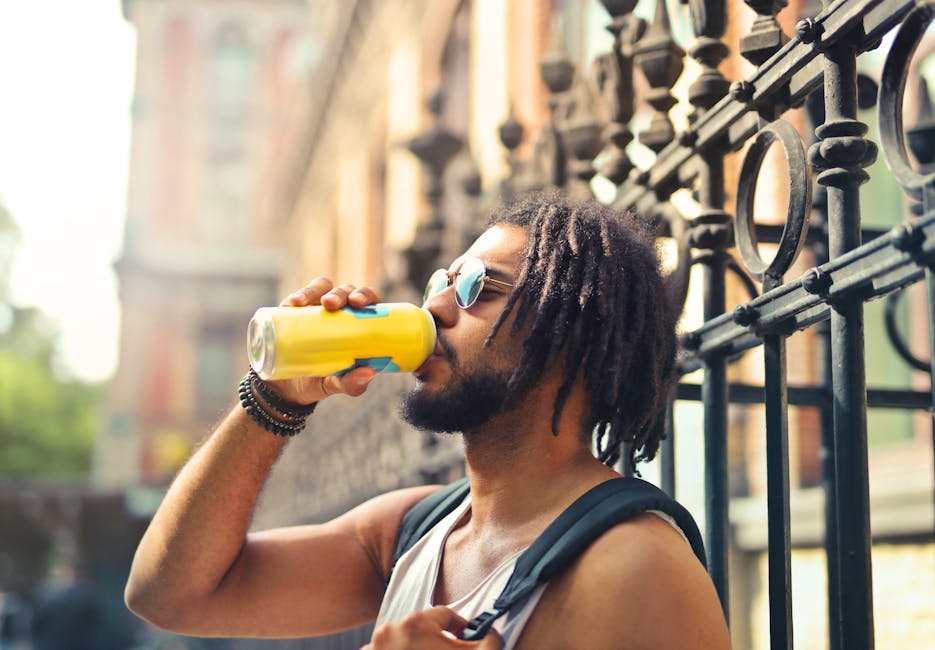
[0,204,102,479]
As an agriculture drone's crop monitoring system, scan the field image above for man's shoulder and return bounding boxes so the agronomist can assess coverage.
[515,513,731,649]
[553,511,709,601]
[334,484,444,580]
[350,484,445,518]
[585,509,703,570]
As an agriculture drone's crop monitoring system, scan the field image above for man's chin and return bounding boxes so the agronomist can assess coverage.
[398,392,484,434]
[400,366,514,433]
[403,404,516,436]
[399,387,451,433]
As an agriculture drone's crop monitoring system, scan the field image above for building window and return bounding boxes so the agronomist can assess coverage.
[197,322,238,418]
[209,21,254,121]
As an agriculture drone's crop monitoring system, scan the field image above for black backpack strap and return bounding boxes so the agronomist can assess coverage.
[389,477,471,576]
[459,477,706,641]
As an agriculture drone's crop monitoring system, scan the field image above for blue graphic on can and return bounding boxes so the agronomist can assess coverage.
[341,305,390,319]
[335,357,401,376]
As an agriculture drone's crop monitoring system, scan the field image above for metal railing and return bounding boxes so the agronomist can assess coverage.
[413,0,935,647]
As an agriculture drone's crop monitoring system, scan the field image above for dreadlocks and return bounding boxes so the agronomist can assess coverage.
[485,190,678,471]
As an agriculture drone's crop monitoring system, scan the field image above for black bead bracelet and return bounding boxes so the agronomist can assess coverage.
[238,373,315,437]
[248,369,318,419]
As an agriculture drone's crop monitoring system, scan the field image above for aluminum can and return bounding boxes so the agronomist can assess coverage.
[247,302,437,380]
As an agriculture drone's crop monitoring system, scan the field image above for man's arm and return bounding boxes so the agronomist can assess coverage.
[125,402,437,637]
[125,279,438,637]
[515,512,732,649]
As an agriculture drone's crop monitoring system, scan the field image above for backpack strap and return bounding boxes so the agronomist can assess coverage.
[389,476,471,580]
[458,477,706,641]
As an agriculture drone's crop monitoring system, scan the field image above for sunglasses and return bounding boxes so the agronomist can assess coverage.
[423,257,515,309]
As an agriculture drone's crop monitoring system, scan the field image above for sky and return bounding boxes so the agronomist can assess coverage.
[0,1,136,382]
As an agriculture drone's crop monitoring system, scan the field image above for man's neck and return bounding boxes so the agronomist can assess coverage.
[458,404,619,532]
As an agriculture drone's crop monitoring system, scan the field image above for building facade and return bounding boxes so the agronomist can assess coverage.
[98,0,309,487]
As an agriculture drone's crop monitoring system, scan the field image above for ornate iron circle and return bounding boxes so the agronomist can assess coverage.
[879,0,935,201]
[726,256,760,302]
[884,289,930,372]
[734,119,811,289]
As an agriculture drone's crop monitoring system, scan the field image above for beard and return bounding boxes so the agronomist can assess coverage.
[400,365,515,433]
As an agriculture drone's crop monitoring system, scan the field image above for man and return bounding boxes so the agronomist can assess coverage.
[125,192,731,649]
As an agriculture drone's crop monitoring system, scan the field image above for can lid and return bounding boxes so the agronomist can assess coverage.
[247,314,276,379]
[420,305,437,344]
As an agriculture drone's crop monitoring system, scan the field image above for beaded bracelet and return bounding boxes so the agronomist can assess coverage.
[238,375,305,437]
[238,373,314,437]
[248,369,318,419]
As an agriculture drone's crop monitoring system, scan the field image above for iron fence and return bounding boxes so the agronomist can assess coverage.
[439,0,935,647]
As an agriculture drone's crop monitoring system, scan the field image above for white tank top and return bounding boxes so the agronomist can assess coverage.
[375,495,546,649]
[374,492,690,648]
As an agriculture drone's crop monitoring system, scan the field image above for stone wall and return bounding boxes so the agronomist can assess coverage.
[253,373,464,530]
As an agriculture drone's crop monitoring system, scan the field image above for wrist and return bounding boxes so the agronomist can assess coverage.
[249,369,318,416]
[238,371,317,436]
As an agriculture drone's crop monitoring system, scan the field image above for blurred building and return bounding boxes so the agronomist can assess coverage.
[97,0,310,487]
[99,0,934,648]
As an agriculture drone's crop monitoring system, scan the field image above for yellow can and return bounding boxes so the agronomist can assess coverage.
[247,302,437,380]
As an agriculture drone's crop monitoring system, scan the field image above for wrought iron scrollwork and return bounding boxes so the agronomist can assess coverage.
[740,0,789,66]
[879,0,935,203]
[562,79,605,196]
[687,0,726,39]
[876,1,935,389]
[468,0,935,646]
[595,3,645,184]
[735,119,812,291]
[725,256,761,301]
[538,29,576,190]
[635,0,685,153]
[402,90,463,293]
[498,106,526,204]
[884,289,931,371]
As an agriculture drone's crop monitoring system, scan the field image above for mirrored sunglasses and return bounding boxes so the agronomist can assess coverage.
[423,256,514,309]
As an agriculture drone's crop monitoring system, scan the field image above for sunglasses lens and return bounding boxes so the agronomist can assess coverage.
[455,258,486,308]
[424,269,449,303]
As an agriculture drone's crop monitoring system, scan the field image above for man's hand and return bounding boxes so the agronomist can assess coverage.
[362,607,504,650]
[267,277,383,404]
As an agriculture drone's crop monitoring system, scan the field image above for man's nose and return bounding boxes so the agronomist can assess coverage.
[423,287,458,329]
